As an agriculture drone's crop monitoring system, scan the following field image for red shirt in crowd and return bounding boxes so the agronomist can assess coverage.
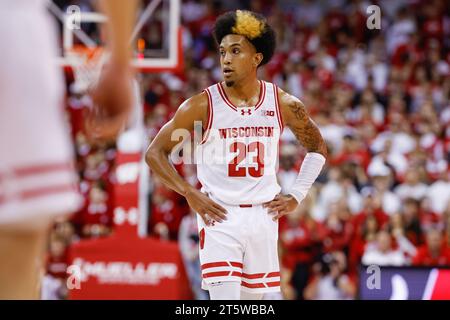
[412,244,450,266]
[279,216,326,270]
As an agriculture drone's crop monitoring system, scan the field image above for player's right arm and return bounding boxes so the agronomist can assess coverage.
[145,93,227,225]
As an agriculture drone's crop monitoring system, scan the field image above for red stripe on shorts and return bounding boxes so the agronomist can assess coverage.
[266,281,281,287]
[241,281,266,289]
[203,271,243,279]
[203,271,230,278]
[201,261,243,271]
[242,273,266,279]
[201,262,229,270]
[266,272,281,278]
[229,262,243,268]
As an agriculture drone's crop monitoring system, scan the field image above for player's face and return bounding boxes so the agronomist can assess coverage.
[219,34,262,87]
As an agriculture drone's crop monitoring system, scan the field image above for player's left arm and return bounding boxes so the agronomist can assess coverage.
[263,87,327,220]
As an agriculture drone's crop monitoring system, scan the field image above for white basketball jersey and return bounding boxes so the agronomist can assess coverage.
[196,81,283,205]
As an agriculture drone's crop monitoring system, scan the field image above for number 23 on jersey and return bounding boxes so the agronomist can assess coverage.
[228,141,265,177]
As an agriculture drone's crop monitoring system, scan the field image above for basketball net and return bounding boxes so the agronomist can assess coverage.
[67,46,107,94]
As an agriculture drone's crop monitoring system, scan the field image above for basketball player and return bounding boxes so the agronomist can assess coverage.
[0,0,136,299]
[146,10,327,300]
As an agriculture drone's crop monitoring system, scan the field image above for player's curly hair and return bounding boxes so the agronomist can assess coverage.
[212,10,276,66]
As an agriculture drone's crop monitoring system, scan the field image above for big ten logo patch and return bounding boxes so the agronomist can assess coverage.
[261,109,275,117]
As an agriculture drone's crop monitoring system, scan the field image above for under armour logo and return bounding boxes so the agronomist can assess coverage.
[240,109,252,116]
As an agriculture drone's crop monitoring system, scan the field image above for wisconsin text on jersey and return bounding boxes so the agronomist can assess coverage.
[218,126,274,139]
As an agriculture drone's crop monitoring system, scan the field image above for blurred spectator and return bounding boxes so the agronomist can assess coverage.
[394,169,429,201]
[321,202,353,254]
[278,143,300,194]
[279,198,325,299]
[370,113,417,157]
[361,230,407,266]
[426,171,450,216]
[312,167,362,221]
[365,162,401,215]
[303,251,356,300]
[412,228,450,266]
[349,189,390,272]
[42,231,70,300]
[400,198,424,246]
[149,179,189,240]
[329,133,371,171]
[388,213,418,261]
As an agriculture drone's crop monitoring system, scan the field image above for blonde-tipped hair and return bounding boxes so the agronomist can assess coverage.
[231,10,265,40]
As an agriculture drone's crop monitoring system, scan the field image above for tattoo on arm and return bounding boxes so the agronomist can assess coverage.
[287,100,327,156]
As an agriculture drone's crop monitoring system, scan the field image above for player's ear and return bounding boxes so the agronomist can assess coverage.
[253,53,263,68]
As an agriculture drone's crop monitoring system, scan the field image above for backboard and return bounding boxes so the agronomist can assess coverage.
[48,0,182,73]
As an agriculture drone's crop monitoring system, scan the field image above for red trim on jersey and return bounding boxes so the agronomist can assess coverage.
[230,271,242,277]
[199,228,205,250]
[273,84,284,132]
[254,81,266,110]
[0,183,78,205]
[217,83,236,111]
[200,88,213,145]
[217,81,265,111]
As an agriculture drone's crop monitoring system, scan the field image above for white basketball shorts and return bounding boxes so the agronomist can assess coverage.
[196,194,281,294]
[0,3,82,227]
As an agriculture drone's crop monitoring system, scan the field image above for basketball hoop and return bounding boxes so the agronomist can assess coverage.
[67,46,107,94]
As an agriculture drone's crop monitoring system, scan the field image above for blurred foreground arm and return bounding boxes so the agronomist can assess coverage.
[86,0,138,140]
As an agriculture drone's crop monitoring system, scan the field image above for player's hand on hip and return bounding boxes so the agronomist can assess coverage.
[185,189,227,225]
[263,194,299,221]
[85,63,134,141]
